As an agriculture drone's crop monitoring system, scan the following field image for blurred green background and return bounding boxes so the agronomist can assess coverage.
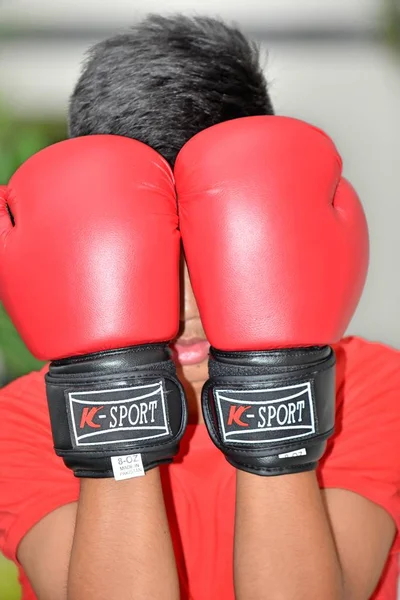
[0,560,20,600]
[0,109,65,384]
[0,109,65,600]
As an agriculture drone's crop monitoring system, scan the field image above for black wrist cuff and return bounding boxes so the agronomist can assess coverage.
[202,346,335,476]
[45,345,188,477]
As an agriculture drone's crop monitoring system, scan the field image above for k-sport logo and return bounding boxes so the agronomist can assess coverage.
[68,382,170,447]
[215,382,315,445]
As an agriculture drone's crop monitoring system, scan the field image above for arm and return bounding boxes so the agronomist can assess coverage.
[18,471,180,600]
[1,134,187,600]
[234,471,395,600]
[18,503,76,600]
[68,470,179,600]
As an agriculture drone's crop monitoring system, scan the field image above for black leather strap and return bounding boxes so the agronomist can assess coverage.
[46,345,188,478]
[202,346,335,476]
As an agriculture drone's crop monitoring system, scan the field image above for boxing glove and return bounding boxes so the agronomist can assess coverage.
[175,116,369,476]
[0,135,187,478]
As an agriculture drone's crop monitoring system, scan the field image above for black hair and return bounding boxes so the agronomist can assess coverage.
[69,14,273,165]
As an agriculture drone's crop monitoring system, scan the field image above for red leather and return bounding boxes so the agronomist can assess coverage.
[0,135,179,360]
[175,116,369,350]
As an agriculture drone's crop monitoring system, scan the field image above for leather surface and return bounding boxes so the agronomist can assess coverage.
[0,135,179,359]
[46,347,187,477]
[203,346,335,475]
[175,115,369,350]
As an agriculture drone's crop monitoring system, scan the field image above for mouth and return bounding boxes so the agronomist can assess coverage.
[169,338,210,366]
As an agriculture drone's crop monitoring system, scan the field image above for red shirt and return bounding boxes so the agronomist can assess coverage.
[0,336,399,599]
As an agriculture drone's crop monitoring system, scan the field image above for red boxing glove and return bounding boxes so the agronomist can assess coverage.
[0,136,187,478]
[176,116,369,476]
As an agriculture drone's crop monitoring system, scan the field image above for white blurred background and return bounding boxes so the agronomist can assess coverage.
[0,0,399,350]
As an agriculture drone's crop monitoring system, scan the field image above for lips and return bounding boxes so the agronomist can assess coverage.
[170,338,210,366]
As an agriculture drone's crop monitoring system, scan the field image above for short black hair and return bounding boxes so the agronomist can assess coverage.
[69,14,273,165]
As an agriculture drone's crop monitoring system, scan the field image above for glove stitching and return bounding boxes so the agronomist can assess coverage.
[216,427,334,457]
[228,459,317,475]
[212,347,331,359]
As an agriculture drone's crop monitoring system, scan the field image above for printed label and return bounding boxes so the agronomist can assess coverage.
[278,448,307,459]
[68,381,170,447]
[111,453,145,480]
[215,382,315,445]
